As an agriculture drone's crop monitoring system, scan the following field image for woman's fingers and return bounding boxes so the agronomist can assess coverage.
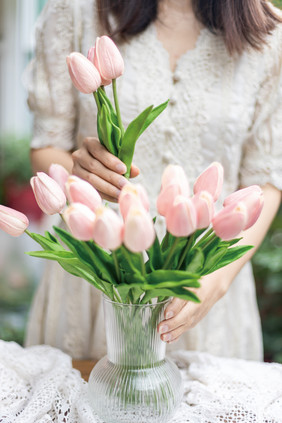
[72,137,128,200]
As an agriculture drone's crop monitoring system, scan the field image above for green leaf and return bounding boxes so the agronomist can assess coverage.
[202,246,228,275]
[141,286,200,304]
[185,248,205,273]
[27,232,64,252]
[208,245,253,274]
[26,250,75,260]
[139,100,169,136]
[146,269,200,285]
[119,105,154,178]
[116,246,143,278]
[97,105,118,156]
[146,235,163,272]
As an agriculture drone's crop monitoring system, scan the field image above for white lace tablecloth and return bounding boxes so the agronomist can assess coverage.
[0,340,281,423]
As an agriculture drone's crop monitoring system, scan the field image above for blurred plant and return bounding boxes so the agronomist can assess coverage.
[252,204,282,363]
[273,0,282,8]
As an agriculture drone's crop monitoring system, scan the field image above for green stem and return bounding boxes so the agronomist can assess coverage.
[162,238,181,270]
[140,253,146,276]
[112,250,121,283]
[112,79,124,137]
[194,227,214,249]
[93,91,101,113]
[177,234,195,270]
[201,233,218,251]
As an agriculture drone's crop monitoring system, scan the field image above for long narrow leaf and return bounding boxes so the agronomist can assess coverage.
[139,100,169,136]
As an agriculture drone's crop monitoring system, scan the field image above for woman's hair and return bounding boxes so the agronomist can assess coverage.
[96,0,281,54]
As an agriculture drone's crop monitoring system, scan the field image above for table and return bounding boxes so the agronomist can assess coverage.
[1,340,282,422]
[72,359,97,381]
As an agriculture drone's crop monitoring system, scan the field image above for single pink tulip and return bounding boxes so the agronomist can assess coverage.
[0,205,29,237]
[66,52,101,94]
[223,185,264,230]
[192,191,215,229]
[93,206,124,250]
[119,183,149,220]
[165,196,197,237]
[157,165,190,217]
[193,162,224,201]
[123,207,155,253]
[212,202,248,240]
[87,46,111,86]
[65,175,102,212]
[49,164,69,195]
[30,172,66,215]
[63,203,96,241]
[94,36,124,83]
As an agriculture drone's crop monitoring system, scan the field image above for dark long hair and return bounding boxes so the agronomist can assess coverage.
[96,0,281,54]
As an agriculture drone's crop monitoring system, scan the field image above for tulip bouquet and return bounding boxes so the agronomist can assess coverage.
[66,35,168,178]
[0,161,264,305]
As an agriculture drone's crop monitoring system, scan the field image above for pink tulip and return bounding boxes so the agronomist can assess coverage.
[223,185,264,230]
[30,172,66,215]
[157,165,190,216]
[65,175,102,212]
[192,191,215,229]
[165,196,197,237]
[212,202,248,240]
[93,206,124,250]
[0,205,29,237]
[119,183,149,220]
[123,207,155,253]
[94,36,124,83]
[193,162,224,201]
[66,52,101,94]
[87,46,111,86]
[63,203,96,241]
[49,164,69,195]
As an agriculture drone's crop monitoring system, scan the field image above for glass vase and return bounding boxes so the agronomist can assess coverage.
[88,296,183,423]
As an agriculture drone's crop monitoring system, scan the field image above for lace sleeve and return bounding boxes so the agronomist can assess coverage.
[239,24,282,190]
[25,0,79,151]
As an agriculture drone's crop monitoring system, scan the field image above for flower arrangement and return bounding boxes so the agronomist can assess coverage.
[0,36,264,305]
[0,160,263,305]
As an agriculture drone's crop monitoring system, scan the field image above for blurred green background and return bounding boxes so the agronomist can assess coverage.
[0,0,281,362]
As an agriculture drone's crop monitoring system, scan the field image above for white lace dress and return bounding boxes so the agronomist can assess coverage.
[24,0,282,360]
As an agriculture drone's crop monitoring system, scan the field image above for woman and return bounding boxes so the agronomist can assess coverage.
[25,0,282,360]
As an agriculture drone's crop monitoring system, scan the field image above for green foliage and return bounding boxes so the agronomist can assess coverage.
[252,204,282,363]
[273,0,282,8]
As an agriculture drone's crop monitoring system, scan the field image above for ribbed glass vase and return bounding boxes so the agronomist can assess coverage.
[88,296,183,423]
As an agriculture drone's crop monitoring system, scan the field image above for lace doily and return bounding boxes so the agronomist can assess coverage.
[0,341,281,422]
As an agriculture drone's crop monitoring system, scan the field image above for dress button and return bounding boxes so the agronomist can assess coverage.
[169,96,177,106]
[164,126,176,137]
[172,73,180,84]
[162,151,173,164]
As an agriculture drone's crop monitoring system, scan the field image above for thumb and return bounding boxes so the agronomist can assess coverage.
[130,163,140,178]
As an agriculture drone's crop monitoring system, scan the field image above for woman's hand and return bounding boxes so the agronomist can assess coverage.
[158,270,228,343]
[72,137,139,202]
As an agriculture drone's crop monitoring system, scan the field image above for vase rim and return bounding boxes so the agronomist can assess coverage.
[102,294,171,307]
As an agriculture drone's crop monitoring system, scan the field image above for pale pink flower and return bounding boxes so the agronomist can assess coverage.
[93,206,124,250]
[123,207,155,253]
[224,185,264,230]
[212,202,248,240]
[165,195,197,237]
[94,36,124,83]
[66,52,101,94]
[157,165,190,216]
[87,45,111,86]
[0,205,29,237]
[65,175,102,212]
[119,183,149,220]
[192,191,215,229]
[193,162,224,201]
[48,164,69,195]
[63,203,96,241]
[30,172,66,215]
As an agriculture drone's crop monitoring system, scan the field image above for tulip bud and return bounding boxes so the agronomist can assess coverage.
[165,195,197,237]
[87,46,111,86]
[0,205,29,237]
[192,191,215,229]
[123,207,155,253]
[94,36,124,83]
[65,175,102,212]
[157,165,190,217]
[66,52,101,94]
[119,183,149,220]
[31,172,66,215]
[49,164,69,195]
[193,162,224,201]
[93,206,124,250]
[223,185,264,230]
[212,202,248,240]
[63,203,96,241]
